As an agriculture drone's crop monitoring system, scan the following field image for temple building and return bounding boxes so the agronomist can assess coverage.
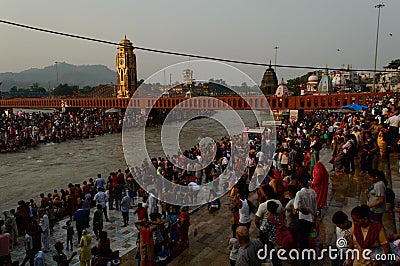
[116,37,137,98]
[307,73,319,92]
[275,78,289,97]
[260,62,278,95]
[317,69,333,93]
[332,71,346,91]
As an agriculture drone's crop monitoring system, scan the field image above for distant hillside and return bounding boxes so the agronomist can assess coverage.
[0,63,116,91]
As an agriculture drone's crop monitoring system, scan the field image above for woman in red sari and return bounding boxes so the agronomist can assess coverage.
[177,207,190,248]
[311,162,329,212]
[267,167,285,204]
[344,205,390,266]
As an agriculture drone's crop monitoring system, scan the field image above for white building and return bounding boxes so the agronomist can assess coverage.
[332,71,346,91]
[379,67,400,92]
[306,73,319,92]
[275,78,289,97]
[183,69,193,85]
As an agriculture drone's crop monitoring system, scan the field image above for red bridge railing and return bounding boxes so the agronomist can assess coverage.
[0,92,394,110]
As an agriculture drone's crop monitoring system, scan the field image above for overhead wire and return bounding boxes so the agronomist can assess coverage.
[0,19,398,73]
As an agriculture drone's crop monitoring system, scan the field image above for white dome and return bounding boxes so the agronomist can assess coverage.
[308,73,318,83]
[275,79,288,97]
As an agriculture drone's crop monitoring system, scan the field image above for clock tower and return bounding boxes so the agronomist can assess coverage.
[116,37,137,98]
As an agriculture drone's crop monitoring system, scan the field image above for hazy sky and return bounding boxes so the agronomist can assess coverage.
[1,0,399,84]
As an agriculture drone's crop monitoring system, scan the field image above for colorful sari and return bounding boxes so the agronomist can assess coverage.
[377,130,387,157]
[311,162,329,210]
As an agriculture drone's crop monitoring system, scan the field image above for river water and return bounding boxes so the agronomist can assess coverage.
[0,110,263,211]
[0,133,125,211]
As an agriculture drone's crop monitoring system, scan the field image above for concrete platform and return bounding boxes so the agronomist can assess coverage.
[11,203,141,265]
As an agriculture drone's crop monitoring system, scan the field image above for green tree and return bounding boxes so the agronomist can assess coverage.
[287,72,315,94]
[79,86,95,94]
[53,84,79,96]
[30,82,39,91]
[385,59,400,69]
[30,83,46,92]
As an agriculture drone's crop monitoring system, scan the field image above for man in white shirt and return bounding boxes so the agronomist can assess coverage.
[94,174,106,191]
[294,173,317,266]
[196,154,202,164]
[93,188,110,222]
[194,160,203,184]
[256,150,265,164]
[387,113,400,128]
[387,112,400,148]
[40,210,50,252]
[121,192,131,227]
[235,192,252,229]
[255,184,284,244]
[256,199,283,227]
[21,233,34,265]
[221,156,229,172]
[382,107,388,116]
[188,182,200,204]
[145,193,158,215]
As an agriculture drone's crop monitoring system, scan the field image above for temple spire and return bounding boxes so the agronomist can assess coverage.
[260,60,278,95]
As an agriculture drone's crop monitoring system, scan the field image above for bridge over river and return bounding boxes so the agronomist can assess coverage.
[0,92,394,111]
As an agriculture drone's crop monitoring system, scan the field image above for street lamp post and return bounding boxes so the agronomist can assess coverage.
[274,46,279,72]
[55,61,59,85]
[373,2,384,92]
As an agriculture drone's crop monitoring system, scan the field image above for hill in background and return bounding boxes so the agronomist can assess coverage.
[0,62,116,91]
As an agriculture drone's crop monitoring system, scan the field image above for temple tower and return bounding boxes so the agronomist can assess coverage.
[260,62,278,95]
[116,37,137,98]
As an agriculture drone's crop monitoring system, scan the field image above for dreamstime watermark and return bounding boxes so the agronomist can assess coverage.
[122,60,276,206]
[257,238,397,262]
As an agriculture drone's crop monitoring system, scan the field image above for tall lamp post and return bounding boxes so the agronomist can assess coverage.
[373,2,384,92]
[274,46,279,72]
[55,61,59,85]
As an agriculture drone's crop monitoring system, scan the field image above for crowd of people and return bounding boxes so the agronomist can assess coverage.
[0,109,123,152]
[0,163,197,266]
[227,96,400,266]
[0,94,399,265]
[0,170,126,265]
[0,108,216,153]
